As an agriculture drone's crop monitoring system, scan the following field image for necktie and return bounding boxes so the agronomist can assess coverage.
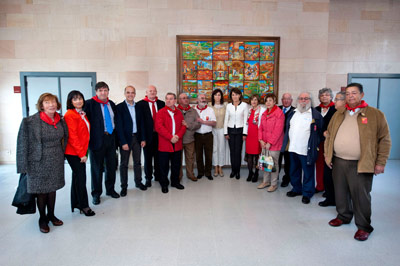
[283,107,287,114]
[103,103,113,134]
[151,102,157,121]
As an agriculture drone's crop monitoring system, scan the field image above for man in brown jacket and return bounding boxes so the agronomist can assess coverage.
[177,93,201,182]
[324,82,391,241]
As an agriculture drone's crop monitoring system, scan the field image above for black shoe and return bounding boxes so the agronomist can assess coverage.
[246,171,253,182]
[206,176,213,180]
[197,175,203,179]
[322,192,327,198]
[236,173,240,180]
[106,190,120,199]
[230,172,235,178]
[80,208,96,217]
[136,183,147,191]
[92,196,100,205]
[252,170,259,183]
[171,183,185,190]
[39,218,49,233]
[145,180,152,188]
[318,200,335,207]
[302,196,310,204]
[161,187,169,193]
[286,191,302,197]
[120,188,127,197]
[281,181,289,187]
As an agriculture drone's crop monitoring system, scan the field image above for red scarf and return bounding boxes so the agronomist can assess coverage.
[40,112,61,129]
[196,105,207,113]
[92,95,109,105]
[166,106,177,113]
[319,101,335,108]
[345,100,368,112]
[177,104,191,111]
[143,96,158,103]
[266,105,278,116]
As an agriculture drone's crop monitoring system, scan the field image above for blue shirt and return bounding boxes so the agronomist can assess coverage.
[125,100,137,134]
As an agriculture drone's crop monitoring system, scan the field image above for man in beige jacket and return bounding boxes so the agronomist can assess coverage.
[324,82,391,241]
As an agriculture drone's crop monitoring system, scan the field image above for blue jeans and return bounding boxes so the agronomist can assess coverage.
[289,152,315,198]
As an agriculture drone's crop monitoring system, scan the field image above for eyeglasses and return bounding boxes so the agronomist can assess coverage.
[298,97,310,101]
[334,98,344,102]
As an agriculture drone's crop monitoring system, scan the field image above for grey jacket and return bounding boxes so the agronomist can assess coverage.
[178,107,201,144]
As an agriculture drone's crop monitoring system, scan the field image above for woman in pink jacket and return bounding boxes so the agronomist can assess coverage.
[258,94,285,192]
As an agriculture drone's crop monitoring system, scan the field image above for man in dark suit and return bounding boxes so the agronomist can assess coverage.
[116,85,147,197]
[278,92,295,187]
[136,85,165,187]
[85,81,119,205]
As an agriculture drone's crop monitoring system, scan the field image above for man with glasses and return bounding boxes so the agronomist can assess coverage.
[281,92,323,204]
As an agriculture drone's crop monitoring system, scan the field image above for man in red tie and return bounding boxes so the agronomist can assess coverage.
[325,83,391,241]
[136,85,165,187]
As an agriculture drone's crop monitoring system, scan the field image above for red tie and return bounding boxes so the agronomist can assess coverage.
[152,102,157,122]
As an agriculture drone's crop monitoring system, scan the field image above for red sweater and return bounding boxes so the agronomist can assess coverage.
[64,109,90,158]
[258,107,284,151]
[155,107,186,152]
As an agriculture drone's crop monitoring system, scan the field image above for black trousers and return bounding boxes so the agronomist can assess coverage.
[89,133,117,197]
[119,134,142,189]
[159,150,182,188]
[279,151,291,184]
[66,155,90,210]
[194,132,213,177]
[143,132,161,182]
[228,127,243,174]
[323,163,335,204]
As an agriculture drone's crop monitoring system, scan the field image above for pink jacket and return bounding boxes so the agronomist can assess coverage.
[258,106,285,151]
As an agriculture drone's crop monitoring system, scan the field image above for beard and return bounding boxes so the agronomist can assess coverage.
[297,101,311,113]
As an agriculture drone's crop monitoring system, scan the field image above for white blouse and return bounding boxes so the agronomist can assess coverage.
[223,102,249,135]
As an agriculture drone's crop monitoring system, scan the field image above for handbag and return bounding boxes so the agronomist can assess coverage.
[12,173,36,215]
[258,148,276,172]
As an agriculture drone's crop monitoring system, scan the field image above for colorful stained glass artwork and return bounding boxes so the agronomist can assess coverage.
[198,70,212,80]
[182,60,197,80]
[244,61,259,80]
[229,81,243,91]
[259,80,274,99]
[213,41,229,50]
[182,80,198,98]
[244,81,260,99]
[182,41,213,60]
[229,61,244,80]
[260,42,275,61]
[260,61,274,80]
[245,42,260,60]
[213,81,229,91]
[197,60,212,70]
[198,80,213,91]
[213,61,228,80]
[229,41,244,60]
[213,50,229,60]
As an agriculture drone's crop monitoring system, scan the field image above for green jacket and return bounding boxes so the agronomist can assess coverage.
[324,105,391,173]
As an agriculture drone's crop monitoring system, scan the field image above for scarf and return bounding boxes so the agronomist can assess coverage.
[166,106,177,113]
[92,95,109,105]
[196,105,207,113]
[40,111,61,129]
[319,101,335,108]
[177,104,191,112]
[265,105,278,116]
[345,100,368,112]
[143,96,158,103]
[247,106,261,124]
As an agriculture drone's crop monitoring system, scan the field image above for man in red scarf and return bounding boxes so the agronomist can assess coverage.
[136,85,165,188]
[84,81,119,205]
[325,83,391,241]
[154,93,186,193]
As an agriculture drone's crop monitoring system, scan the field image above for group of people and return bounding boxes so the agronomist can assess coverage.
[16,82,391,242]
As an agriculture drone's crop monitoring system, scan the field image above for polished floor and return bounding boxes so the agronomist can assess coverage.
[1,161,400,266]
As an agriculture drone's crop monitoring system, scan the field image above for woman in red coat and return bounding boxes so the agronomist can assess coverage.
[245,95,263,182]
[258,94,285,192]
[64,91,95,216]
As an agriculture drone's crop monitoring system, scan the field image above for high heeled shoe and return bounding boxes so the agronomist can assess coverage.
[80,208,96,217]
[47,215,63,226]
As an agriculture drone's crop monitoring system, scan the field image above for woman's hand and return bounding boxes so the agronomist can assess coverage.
[80,156,88,163]
[259,140,266,149]
[265,142,271,150]
[243,136,247,141]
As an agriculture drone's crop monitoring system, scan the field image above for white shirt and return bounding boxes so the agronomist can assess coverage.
[167,109,176,135]
[288,108,312,156]
[223,102,249,135]
[148,101,158,117]
[195,106,216,134]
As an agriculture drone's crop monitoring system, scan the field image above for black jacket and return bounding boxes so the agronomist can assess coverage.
[315,106,336,140]
[115,101,143,148]
[136,99,165,145]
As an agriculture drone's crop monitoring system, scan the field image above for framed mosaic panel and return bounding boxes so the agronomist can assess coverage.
[177,36,280,103]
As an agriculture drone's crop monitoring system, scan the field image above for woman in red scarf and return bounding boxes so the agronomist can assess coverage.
[257,94,284,192]
[64,91,95,217]
[16,93,68,233]
[315,88,336,205]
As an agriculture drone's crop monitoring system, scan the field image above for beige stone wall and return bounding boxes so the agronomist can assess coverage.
[0,0,399,163]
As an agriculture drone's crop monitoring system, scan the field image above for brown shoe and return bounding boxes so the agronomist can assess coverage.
[257,182,270,189]
[188,176,198,182]
[267,185,277,192]
[328,218,349,227]
[354,229,370,241]
[39,218,49,233]
[47,215,63,226]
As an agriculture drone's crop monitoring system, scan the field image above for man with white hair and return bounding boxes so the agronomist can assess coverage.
[281,92,323,204]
